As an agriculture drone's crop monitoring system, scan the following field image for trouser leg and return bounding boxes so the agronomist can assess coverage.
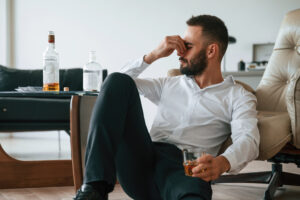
[84,72,161,200]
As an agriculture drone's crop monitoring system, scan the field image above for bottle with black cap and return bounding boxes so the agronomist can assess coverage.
[238,60,245,71]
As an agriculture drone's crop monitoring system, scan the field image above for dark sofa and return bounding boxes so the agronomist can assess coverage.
[0,65,83,91]
[0,65,101,132]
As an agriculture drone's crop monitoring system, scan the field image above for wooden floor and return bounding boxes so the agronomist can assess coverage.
[0,132,299,200]
[0,182,300,200]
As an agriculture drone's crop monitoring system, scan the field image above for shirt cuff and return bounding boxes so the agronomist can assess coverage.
[221,151,240,174]
[141,55,150,67]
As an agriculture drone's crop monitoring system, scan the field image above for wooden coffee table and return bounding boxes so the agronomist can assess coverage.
[0,91,98,189]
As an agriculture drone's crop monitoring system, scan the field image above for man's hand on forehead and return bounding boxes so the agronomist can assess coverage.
[144,35,188,64]
[164,35,187,56]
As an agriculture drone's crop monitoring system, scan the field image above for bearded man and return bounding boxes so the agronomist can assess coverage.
[74,15,260,200]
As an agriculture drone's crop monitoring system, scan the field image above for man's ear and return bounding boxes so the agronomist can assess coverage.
[206,43,218,59]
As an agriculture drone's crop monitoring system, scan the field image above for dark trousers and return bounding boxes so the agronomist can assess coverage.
[84,73,212,200]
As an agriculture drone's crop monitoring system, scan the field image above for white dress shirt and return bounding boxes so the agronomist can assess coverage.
[120,57,260,174]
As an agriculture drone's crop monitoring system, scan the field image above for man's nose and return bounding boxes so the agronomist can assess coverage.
[178,50,187,57]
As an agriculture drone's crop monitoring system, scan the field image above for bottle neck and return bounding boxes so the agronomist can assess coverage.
[89,53,96,62]
[89,58,96,62]
[48,42,55,50]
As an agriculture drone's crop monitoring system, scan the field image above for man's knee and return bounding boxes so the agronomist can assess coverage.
[102,72,135,90]
[105,72,133,84]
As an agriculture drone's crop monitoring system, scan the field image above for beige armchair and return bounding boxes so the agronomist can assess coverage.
[211,8,300,200]
[70,8,300,200]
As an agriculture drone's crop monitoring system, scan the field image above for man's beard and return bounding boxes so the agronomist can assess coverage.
[179,49,208,76]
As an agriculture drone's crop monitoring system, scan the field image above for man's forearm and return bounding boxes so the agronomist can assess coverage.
[144,52,158,64]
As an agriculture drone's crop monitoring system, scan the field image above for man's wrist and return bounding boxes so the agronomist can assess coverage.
[218,155,231,173]
[144,52,158,64]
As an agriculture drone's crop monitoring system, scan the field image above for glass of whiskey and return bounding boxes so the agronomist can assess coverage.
[183,149,205,176]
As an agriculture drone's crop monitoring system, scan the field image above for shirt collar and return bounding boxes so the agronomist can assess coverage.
[183,75,236,91]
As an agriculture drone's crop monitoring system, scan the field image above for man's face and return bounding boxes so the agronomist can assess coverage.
[179,26,208,76]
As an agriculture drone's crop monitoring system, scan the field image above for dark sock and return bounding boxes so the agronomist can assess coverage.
[87,181,108,196]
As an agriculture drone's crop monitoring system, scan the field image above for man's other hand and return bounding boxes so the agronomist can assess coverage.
[144,35,186,64]
[191,154,231,182]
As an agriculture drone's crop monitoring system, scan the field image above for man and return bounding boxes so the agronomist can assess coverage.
[74,15,260,200]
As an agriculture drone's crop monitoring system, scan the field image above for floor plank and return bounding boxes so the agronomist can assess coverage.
[0,188,41,200]
[0,193,8,200]
[26,187,74,200]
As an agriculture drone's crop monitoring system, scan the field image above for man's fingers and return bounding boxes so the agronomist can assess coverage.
[190,155,226,182]
[197,154,213,164]
[166,36,186,54]
[173,35,187,53]
[192,167,220,182]
[167,41,185,56]
[193,154,214,175]
[192,163,209,174]
[192,168,212,180]
[192,155,217,182]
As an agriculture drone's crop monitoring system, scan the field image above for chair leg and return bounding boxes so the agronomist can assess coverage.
[282,172,300,186]
[263,163,283,200]
[214,163,300,200]
[264,172,280,199]
[212,171,272,184]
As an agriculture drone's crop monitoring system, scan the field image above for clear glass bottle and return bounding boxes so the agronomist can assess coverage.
[43,31,60,91]
[83,51,102,91]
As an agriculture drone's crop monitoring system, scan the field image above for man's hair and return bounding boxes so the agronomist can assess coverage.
[186,15,228,59]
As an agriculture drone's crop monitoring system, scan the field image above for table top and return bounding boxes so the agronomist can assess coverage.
[222,70,264,77]
[0,91,99,98]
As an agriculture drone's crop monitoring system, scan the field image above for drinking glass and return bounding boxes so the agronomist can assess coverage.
[183,149,206,176]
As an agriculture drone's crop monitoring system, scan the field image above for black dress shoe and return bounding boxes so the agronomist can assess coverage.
[73,184,108,200]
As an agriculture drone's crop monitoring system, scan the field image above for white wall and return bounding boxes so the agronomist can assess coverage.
[0,0,7,65]
[12,0,300,71]
[9,0,300,128]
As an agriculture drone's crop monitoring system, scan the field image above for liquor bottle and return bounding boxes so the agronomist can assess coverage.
[43,31,60,91]
[83,51,102,92]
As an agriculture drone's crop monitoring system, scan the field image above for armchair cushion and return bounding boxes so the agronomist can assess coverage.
[286,70,300,148]
[256,111,291,160]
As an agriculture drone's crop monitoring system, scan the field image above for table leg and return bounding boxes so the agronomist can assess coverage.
[0,144,73,189]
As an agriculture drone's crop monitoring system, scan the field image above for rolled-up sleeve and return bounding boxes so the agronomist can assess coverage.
[221,87,260,174]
